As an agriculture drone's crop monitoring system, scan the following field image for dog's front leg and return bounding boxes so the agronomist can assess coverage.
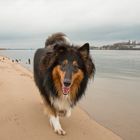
[49,115,66,135]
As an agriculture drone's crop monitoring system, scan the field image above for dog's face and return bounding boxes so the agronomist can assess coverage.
[52,43,90,97]
[40,42,95,99]
[52,59,84,96]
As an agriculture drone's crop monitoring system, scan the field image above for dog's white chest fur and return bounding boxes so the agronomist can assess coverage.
[50,95,71,117]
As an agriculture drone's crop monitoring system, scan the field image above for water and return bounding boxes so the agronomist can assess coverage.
[0,50,140,140]
[91,50,140,79]
[0,49,35,70]
[0,50,140,79]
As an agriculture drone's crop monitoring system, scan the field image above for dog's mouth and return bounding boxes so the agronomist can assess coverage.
[62,86,70,95]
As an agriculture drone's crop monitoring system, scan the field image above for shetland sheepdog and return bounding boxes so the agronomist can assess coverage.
[34,33,95,135]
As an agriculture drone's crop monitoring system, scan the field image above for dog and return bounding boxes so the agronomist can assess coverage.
[33,33,95,135]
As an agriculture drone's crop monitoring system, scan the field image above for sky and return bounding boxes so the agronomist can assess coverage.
[0,0,140,48]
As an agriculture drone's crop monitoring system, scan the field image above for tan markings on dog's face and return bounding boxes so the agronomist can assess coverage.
[73,61,78,66]
[52,59,84,99]
[70,69,84,100]
[72,61,79,73]
[52,65,65,96]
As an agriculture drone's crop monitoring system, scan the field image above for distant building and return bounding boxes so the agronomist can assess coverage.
[99,40,140,50]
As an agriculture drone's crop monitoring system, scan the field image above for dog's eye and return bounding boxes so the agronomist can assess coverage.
[60,63,66,71]
[73,65,79,73]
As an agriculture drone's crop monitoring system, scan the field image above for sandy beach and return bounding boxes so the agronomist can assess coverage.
[80,75,140,140]
[0,56,122,140]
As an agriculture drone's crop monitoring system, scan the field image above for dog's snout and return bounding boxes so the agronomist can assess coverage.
[63,80,71,87]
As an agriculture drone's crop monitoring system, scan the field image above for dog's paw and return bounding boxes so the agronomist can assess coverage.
[50,116,66,135]
[54,127,66,135]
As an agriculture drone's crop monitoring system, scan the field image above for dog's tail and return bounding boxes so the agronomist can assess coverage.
[45,32,71,48]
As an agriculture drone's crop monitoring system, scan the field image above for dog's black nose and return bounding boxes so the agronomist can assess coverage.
[63,80,71,87]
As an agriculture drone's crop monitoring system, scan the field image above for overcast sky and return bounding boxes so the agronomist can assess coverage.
[0,0,140,48]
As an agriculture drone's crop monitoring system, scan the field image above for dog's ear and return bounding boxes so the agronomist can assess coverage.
[78,43,95,78]
[78,43,89,58]
[53,44,67,53]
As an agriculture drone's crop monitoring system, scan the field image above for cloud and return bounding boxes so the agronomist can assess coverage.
[0,0,140,47]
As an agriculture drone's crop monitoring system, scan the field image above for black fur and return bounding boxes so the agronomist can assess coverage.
[34,33,95,108]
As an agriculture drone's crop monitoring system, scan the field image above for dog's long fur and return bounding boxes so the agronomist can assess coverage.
[34,33,95,135]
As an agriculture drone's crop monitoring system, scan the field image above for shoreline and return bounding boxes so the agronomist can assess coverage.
[80,76,140,140]
[0,56,122,140]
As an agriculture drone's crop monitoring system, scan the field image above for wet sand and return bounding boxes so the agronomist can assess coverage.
[0,56,122,140]
[80,77,140,140]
